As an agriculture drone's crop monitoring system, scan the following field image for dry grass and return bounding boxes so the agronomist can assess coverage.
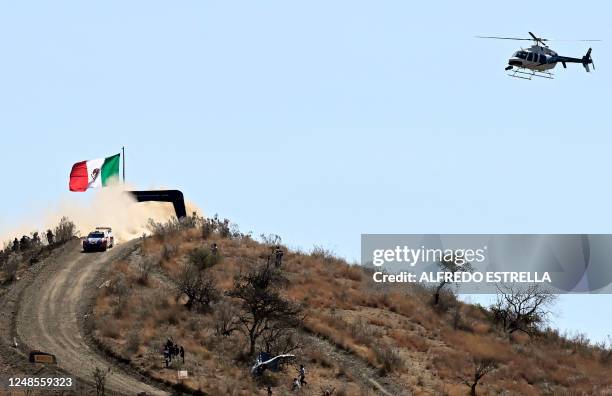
[91,225,612,395]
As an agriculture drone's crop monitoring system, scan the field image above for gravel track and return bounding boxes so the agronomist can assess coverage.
[14,240,168,396]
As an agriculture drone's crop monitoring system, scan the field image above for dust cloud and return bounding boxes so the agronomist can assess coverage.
[1,185,201,245]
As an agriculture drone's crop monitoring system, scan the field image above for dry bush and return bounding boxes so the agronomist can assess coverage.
[187,247,219,270]
[311,245,337,262]
[200,215,241,240]
[373,343,403,376]
[564,331,592,355]
[432,348,466,379]
[336,264,363,282]
[161,243,178,261]
[147,217,183,240]
[113,296,130,318]
[389,329,429,352]
[259,233,282,246]
[201,220,214,239]
[307,349,334,369]
[597,337,612,365]
[136,255,158,285]
[449,304,472,332]
[109,272,129,296]
[98,319,120,339]
[54,216,77,243]
[349,317,377,346]
[3,253,20,282]
[125,327,142,356]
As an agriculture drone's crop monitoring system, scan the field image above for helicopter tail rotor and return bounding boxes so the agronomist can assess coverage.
[582,48,594,72]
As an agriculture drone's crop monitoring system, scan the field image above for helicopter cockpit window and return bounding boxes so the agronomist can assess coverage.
[527,53,534,61]
[514,51,527,60]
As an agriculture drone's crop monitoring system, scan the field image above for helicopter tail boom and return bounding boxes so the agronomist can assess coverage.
[554,48,594,72]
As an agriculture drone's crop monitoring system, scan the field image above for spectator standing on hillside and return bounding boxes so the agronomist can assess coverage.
[274,246,284,268]
[267,386,272,396]
[298,364,307,386]
[163,346,170,368]
[165,338,175,362]
[20,235,30,251]
[46,229,54,245]
[31,232,41,247]
[12,238,19,252]
[211,243,218,256]
[179,345,185,363]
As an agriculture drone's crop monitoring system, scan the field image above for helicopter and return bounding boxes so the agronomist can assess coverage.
[476,32,601,79]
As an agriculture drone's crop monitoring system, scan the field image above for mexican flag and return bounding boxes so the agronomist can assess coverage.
[69,153,121,192]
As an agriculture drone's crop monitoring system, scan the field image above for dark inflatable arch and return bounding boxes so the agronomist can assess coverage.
[128,190,187,219]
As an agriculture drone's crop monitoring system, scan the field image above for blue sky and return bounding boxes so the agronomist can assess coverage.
[0,1,610,342]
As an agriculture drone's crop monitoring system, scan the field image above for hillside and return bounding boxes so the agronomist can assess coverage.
[91,216,612,396]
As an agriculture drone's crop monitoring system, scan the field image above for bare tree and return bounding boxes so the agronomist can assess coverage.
[261,324,302,357]
[461,357,497,396]
[92,366,110,396]
[212,300,239,336]
[226,261,302,356]
[432,257,473,306]
[177,261,219,312]
[491,284,557,337]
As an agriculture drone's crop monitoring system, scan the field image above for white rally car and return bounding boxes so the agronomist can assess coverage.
[83,227,114,252]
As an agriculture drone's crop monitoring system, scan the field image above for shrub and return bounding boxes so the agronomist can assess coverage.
[311,245,336,262]
[187,247,219,270]
[201,220,214,239]
[92,366,109,396]
[161,243,178,261]
[109,273,129,297]
[374,344,403,376]
[147,218,182,240]
[260,233,282,246]
[125,327,141,356]
[177,262,219,312]
[350,317,375,345]
[136,255,157,285]
[54,217,77,243]
[3,253,21,282]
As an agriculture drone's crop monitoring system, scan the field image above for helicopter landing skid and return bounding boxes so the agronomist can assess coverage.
[507,68,554,80]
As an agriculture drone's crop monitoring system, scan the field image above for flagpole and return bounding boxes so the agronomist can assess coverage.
[122,146,125,183]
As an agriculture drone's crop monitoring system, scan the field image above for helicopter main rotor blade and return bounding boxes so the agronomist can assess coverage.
[546,39,602,42]
[529,32,540,41]
[475,36,533,41]
[476,35,601,42]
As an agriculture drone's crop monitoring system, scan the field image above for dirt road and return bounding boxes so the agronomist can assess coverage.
[15,241,168,396]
